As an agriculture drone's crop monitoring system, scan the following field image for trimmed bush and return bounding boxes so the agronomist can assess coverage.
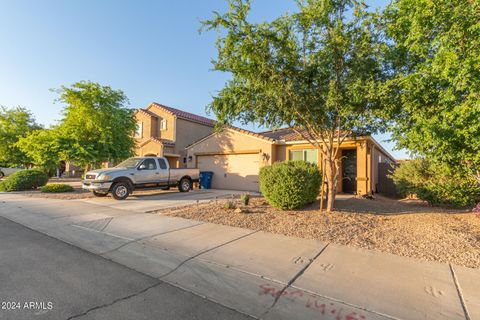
[259,161,321,210]
[41,183,74,193]
[0,170,48,192]
[392,159,480,208]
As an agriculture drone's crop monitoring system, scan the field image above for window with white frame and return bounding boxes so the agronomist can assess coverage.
[135,122,143,137]
[289,149,318,164]
[160,119,167,130]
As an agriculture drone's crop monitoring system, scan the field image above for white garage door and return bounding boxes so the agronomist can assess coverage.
[197,153,260,191]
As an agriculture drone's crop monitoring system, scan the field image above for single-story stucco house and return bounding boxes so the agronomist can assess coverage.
[186,126,395,194]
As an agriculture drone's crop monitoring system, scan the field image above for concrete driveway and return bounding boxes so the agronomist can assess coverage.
[77,189,252,213]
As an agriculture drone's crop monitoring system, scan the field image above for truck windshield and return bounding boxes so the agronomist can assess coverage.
[115,158,143,168]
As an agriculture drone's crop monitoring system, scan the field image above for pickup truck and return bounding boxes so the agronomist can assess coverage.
[82,157,199,200]
[0,167,22,178]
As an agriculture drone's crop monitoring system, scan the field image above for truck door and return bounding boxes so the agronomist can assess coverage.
[136,158,159,185]
[156,158,170,186]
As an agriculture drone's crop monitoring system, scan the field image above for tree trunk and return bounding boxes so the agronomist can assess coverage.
[324,159,336,212]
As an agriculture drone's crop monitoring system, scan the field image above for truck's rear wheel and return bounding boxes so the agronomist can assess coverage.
[112,182,130,200]
[92,191,108,197]
[178,178,192,192]
[0,171,4,179]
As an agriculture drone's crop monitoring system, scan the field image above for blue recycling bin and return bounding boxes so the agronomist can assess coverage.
[199,171,214,189]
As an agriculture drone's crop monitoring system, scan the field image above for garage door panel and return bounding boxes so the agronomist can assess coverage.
[197,153,260,191]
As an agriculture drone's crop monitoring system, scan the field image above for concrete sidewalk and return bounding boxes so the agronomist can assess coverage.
[0,193,478,320]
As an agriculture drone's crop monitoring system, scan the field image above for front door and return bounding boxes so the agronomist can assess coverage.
[342,149,357,193]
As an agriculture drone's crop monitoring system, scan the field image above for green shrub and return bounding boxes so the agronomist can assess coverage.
[241,193,250,205]
[41,183,74,193]
[392,159,480,207]
[259,161,321,210]
[0,170,48,192]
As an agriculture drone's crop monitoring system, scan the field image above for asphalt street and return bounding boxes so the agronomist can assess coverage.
[0,216,252,320]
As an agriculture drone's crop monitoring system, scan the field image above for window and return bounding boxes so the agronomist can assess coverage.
[135,122,143,137]
[290,150,304,161]
[305,149,317,164]
[160,119,167,130]
[158,158,167,170]
[116,157,143,168]
[141,158,157,170]
[289,149,318,164]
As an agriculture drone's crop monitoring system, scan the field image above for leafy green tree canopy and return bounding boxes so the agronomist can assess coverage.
[203,0,389,211]
[0,106,41,167]
[16,129,63,173]
[384,0,480,184]
[56,81,136,169]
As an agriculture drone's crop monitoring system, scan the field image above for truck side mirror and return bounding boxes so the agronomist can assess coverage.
[138,164,146,170]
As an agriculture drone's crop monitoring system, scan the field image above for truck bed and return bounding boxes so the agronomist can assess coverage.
[169,168,200,183]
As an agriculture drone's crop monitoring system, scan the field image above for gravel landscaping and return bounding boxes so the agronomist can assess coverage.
[164,195,480,268]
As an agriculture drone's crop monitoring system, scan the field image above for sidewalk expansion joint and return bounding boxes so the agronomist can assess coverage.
[158,230,260,279]
[449,263,471,320]
[262,242,330,318]
[99,222,206,255]
[66,281,164,320]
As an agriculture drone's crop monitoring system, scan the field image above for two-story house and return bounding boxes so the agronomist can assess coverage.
[134,102,214,168]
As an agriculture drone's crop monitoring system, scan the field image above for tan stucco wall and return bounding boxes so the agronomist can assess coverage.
[186,128,274,169]
[356,140,370,195]
[275,145,287,162]
[146,104,176,141]
[372,147,379,190]
[134,112,156,143]
[136,140,163,157]
[175,118,213,167]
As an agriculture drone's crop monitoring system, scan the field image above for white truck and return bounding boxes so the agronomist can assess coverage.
[82,157,199,200]
[0,167,22,178]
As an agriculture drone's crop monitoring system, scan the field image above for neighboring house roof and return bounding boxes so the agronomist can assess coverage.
[137,108,159,118]
[148,102,216,127]
[138,137,175,147]
[185,125,275,149]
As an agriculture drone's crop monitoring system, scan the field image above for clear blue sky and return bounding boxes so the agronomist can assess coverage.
[0,0,407,159]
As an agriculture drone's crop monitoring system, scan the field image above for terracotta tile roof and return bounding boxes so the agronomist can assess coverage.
[260,127,297,140]
[149,102,215,127]
[136,108,159,118]
[138,137,175,147]
[185,125,275,149]
[261,128,358,142]
[226,125,276,142]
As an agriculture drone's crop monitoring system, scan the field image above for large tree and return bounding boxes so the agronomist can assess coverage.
[56,81,137,170]
[383,0,480,185]
[16,128,64,173]
[203,0,389,211]
[0,106,41,167]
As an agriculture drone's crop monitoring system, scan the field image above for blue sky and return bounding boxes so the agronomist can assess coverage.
[0,0,407,159]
